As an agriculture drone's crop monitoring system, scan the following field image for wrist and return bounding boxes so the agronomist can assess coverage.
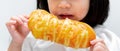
[8,40,23,51]
[11,40,23,47]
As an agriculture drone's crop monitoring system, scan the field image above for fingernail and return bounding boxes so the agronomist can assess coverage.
[90,40,95,45]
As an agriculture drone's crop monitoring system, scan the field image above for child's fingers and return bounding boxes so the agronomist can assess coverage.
[93,45,106,51]
[18,15,28,23]
[94,42,107,50]
[90,39,109,51]
[92,42,109,51]
[90,39,105,45]
[23,15,30,19]
[6,19,16,26]
[10,16,23,25]
[6,20,18,35]
[90,42,104,51]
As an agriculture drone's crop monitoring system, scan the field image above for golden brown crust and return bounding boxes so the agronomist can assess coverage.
[28,9,96,48]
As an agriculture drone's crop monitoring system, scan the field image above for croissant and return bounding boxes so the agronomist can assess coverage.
[28,9,96,48]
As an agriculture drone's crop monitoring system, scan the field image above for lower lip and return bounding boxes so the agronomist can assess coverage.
[59,15,73,19]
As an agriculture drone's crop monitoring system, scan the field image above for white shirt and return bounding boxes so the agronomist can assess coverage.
[22,25,120,51]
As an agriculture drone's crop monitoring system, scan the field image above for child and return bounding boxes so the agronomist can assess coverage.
[6,0,120,51]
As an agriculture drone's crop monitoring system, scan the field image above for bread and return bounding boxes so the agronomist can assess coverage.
[28,9,96,48]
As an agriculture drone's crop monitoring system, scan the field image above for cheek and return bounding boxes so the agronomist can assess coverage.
[76,3,89,20]
[75,1,89,21]
[48,5,57,15]
[48,1,55,13]
[75,8,89,21]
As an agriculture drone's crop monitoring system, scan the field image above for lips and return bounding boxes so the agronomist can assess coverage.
[58,15,74,19]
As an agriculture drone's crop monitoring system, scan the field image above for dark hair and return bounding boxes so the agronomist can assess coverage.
[37,0,109,27]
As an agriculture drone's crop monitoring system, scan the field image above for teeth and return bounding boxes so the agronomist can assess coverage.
[58,15,73,19]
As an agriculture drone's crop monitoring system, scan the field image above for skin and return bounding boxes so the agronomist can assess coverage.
[6,0,109,51]
[48,0,89,21]
[6,15,30,51]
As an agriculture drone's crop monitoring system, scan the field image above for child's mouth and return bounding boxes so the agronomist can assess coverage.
[58,15,74,19]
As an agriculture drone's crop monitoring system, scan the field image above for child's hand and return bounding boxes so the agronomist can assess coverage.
[6,15,30,45]
[90,39,109,51]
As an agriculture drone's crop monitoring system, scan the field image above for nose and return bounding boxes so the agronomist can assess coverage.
[58,0,71,9]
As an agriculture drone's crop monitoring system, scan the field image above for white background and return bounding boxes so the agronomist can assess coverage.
[0,0,120,51]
